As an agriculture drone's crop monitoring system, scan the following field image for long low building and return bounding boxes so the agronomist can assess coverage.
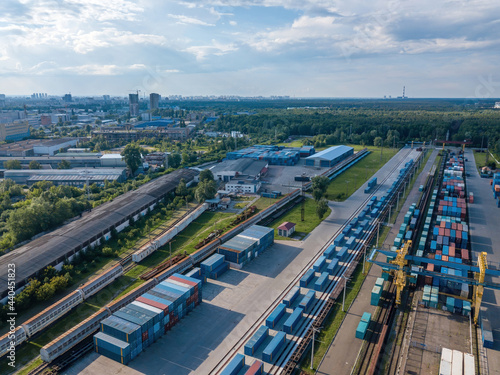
[5,168,126,186]
[0,168,198,301]
[305,145,354,167]
[0,154,102,169]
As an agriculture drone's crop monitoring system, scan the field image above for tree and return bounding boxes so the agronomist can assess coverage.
[195,179,217,202]
[373,137,383,147]
[121,144,143,174]
[168,153,182,168]
[4,160,22,169]
[311,175,329,202]
[316,199,329,220]
[35,283,55,301]
[57,160,71,169]
[29,160,42,169]
[199,169,214,182]
[175,178,188,196]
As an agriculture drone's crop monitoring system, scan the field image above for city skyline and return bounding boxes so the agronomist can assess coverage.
[0,1,499,98]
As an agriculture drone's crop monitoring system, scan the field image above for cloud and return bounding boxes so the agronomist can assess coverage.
[184,40,238,60]
[168,14,215,26]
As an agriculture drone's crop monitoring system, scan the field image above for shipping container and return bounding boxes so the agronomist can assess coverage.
[200,253,225,274]
[337,246,348,261]
[266,303,286,328]
[262,331,286,362]
[327,258,339,275]
[314,272,329,291]
[245,360,264,375]
[100,315,142,345]
[451,350,463,375]
[324,244,336,259]
[356,321,368,339]
[299,290,315,312]
[463,353,474,375]
[244,325,269,355]
[283,286,300,307]
[221,353,245,375]
[209,261,229,279]
[313,256,327,272]
[283,307,303,334]
[300,269,315,287]
[94,331,131,362]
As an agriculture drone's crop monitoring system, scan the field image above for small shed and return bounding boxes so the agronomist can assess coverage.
[218,197,231,209]
[277,222,296,237]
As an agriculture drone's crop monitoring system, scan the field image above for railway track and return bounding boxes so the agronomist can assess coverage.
[210,147,418,375]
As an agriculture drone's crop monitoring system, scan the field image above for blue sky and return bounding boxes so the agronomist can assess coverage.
[0,0,499,98]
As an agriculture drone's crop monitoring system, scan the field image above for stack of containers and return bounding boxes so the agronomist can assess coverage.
[94,273,202,364]
[201,253,229,279]
[371,285,382,306]
[217,225,274,268]
[492,173,500,207]
[355,312,371,339]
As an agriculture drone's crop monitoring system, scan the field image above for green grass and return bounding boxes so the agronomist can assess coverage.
[326,146,399,201]
[15,357,43,375]
[277,139,306,148]
[268,198,331,240]
[253,196,280,211]
[473,150,500,172]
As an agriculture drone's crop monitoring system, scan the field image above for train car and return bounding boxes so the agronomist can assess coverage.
[80,264,123,299]
[41,307,109,363]
[22,290,84,338]
[0,326,27,358]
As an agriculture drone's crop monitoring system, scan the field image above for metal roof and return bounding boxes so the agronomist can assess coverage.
[0,168,198,298]
[305,145,353,162]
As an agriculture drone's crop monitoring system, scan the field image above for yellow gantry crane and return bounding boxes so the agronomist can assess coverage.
[389,240,411,305]
[370,244,498,325]
[474,252,487,324]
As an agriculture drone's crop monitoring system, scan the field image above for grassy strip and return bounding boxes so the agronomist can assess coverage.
[326,147,399,201]
[268,198,332,240]
[473,150,500,172]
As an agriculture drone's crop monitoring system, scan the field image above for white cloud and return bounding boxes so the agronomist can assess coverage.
[168,14,215,26]
[184,40,238,60]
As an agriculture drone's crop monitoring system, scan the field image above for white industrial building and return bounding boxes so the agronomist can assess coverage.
[100,154,127,167]
[305,145,354,168]
[33,138,78,156]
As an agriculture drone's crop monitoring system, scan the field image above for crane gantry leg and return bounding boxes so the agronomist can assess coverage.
[390,240,412,305]
[473,252,487,325]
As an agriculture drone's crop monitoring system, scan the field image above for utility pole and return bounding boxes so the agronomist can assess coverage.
[342,276,348,311]
[363,244,367,274]
[169,241,172,266]
[346,180,349,198]
[310,327,321,370]
[301,173,305,221]
[377,221,381,246]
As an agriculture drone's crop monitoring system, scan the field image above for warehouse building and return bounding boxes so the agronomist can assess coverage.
[32,138,78,156]
[226,145,301,166]
[305,145,354,168]
[209,159,268,182]
[100,154,127,168]
[0,154,102,169]
[0,168,198,301]
[0,121,30,142]
[3,168,126,186]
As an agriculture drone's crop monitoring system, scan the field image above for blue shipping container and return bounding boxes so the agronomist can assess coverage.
[283,307,303,334]
[244,325,269,355]
[266,303,286,328]
[283,286,300,307]
[262,331,286,363]
[221,353,245,375]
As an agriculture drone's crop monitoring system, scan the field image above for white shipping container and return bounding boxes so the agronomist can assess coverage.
[441,347,453,364]
[463,353,474,375]
[451,350,463,375]
[439,359,452,375]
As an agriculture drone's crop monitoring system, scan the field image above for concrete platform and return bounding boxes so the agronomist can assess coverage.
[65,148,419,375]
[404,299,473,375]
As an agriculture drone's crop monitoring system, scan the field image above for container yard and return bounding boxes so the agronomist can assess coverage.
[55,146,420,375]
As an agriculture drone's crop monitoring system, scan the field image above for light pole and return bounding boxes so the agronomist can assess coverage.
[310,326,321,370]
[345,180,350,198]
[342,275,348,311]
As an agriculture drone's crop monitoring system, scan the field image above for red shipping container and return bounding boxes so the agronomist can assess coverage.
[462,249,469,261]
[427,263,435,271]
[452,223,457,230]
[449,247,455,258]
[425,276,433,285]
[439,228,445,236]
[168,275,199,293]
[440,221,446,228]
[142,330,148,342]
[457,231,462,240]
[136,296,169,314]
[445,229,450,237]
[436,250,442,256]
[457,223,463,231]
[442,255,449,262]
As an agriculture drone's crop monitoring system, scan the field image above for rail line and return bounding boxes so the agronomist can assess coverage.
[210,147,418,375]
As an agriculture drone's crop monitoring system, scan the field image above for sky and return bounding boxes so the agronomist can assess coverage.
[0,0,499,98]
